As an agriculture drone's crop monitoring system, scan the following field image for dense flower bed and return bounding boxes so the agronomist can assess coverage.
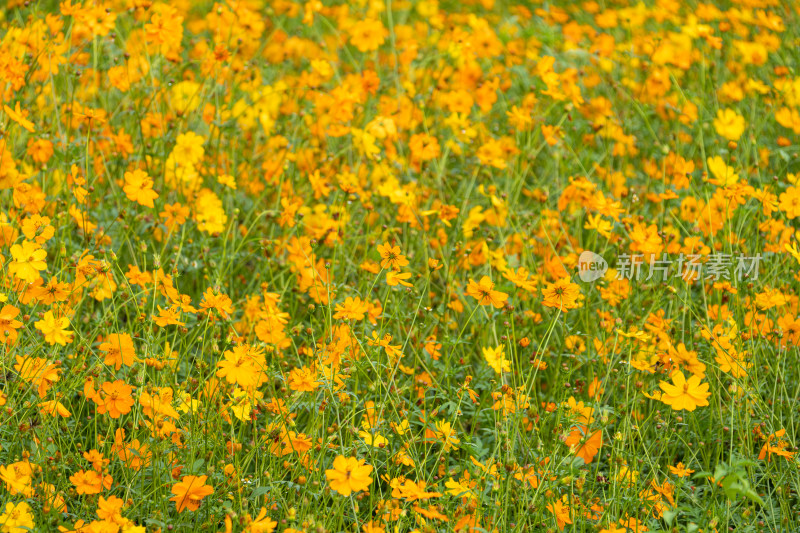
[0,0,799,532]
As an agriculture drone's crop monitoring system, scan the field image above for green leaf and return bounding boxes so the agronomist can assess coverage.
[250,486,271,499]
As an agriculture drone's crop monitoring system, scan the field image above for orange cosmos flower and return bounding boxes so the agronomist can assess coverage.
[69,469,112,495]
[216,345,265,389]
[39,400,71,418]
[465,276,508,308]
[482,345,510,374]
[0,461,34,497]
[123,169,159,208]
[99,333,136,370]
[377,242,409,270]
[408,133,441,162]
[245,508,278,532]
[541,277,581,312]
[34,311,73,346]
[199,287,233,318]
[325,455,373,496]
[14,356,61,398]
[4,102,35,132]
[758,429,796,462]
[153,305,185,327]
[779,186,800,219]
[288,366,319,392]
[333,296,369,321]
[668,462,695,477]
[0,305,23,345]
[386,270,413,287]
[145,5,184,47]
[658,370,711,412]
[546,498,572,531]
[9,240,47,283]
[349,19,387,52]
[93,380,135,419]
[170,475,214,512]
[564,426,602,464]
[713,108,745,141]
[0,501,35,532]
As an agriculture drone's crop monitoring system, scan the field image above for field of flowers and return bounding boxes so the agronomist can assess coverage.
[1,0,800,531]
